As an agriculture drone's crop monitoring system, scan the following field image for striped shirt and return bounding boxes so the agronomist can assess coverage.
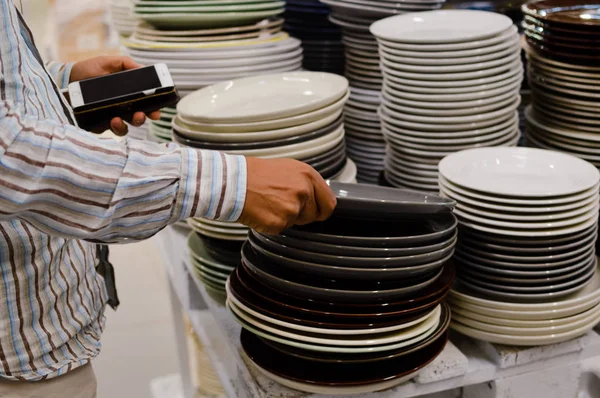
[0,1,247,381]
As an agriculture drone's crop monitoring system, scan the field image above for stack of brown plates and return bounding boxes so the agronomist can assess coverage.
[229,184,456,393]
[523,1,600,167]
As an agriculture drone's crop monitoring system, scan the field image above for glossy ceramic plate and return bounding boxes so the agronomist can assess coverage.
[439,147,600,197]
[177,72,348,123]
[137,9,284,29]
[283,213,457,248]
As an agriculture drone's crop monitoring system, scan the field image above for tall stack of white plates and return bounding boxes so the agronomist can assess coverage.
[322,0,445,184]
[148,107,176,143]
[109,0,137,37]
[370,10,522,193]
[439,147,600,345]
[176,71,356,244]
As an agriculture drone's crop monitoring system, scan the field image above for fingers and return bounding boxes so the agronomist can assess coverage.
[110,118,129,136]
[121,57,143,71]
[294,182,318,226]
[310,169,337,222]
[130,112,146,127]
[148,110,161,120]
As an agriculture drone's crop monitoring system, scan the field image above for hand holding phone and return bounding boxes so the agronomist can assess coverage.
[68,64,179,133]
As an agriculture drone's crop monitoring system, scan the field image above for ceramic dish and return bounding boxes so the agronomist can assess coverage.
[249,230,456,268]
[283,213,457,248]
[240,328,448,394]
[137,9,285,29]
[234,260,454,318]
[177,72,348,123]
[439,147,600,198]
[242,244,446,303]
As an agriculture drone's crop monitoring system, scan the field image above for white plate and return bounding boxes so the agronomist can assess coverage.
[381,43,519,67]
[381,109,517,133]
[439,147,600,198]
[137,9,284,29]
[382,92,519,117]
[178,91,349,133]
[450,302,600,329]
[173,110,341,143]
[227,282,435,336]
[169,57,301,76]
[188,219,248,235]
[381,50,520,73]
[380,35,520,59]
[177,72,348,123]
[374,25,518,51]
[451,305,600,337]
[230,300,441,347]
[440,182,598,214]
[243,351,422,395]
[381,58,523,82]
[450,312,600,345]
[369,10,512,44]
[333,158,357,183]
[385,67,522,91]
[123,31,288,51]
[135,2,284,12]
[380,97,519,124]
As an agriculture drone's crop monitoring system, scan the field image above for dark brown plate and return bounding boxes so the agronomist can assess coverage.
[241,243,447,303]
[241,327,449,386]
[283,213,458,248]
[522,0,600,29]
[260,303,451,364]
[236,260,454,316]
[229,268,443,328]
[523,20,600,43]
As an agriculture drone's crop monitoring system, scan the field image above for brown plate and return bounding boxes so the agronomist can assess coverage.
[522,1,600,29]
[524,15,600,36]
[523,20,600,43]
[526,37,600,65]
[230,267,443,329]
[241,327,449,386]
[236,259,454,316]
[259,303,451,364]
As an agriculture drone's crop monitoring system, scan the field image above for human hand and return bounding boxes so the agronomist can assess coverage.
[238,157,337,235]
[70,56,161,136]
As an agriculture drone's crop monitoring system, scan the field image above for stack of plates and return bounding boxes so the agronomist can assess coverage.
[324,0,445,184]
[133,0,285,29]
[283,0,344,74]
[371,10,522,193]
[439,147,600,345]
[522,1,600,167]
[228,183,457,394]
[148,107,176,143]
[109,0,137,37]
[187,232,243,298]
[177,71,356,242]
[123,20,302,97]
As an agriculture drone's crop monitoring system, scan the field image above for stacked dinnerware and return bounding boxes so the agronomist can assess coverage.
[323,0,446,184]
[178,72,356,285]
[283,0,344,74]
[187,232,243,299]
[228,183,457,394]
[109,0,137,37]
[521,0,600,167]
[123,19,301,97]
[132,0,285,29]
[439,147,600,345]
[370,10,522,194]
[148,107,176,143]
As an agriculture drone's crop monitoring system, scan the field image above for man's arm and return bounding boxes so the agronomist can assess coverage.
[0,100,246,242]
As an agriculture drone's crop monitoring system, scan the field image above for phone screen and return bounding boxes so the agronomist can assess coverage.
[80,66,162,104]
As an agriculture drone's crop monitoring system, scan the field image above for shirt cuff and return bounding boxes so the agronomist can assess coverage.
[176,147,247,223]
[46,61,76,89]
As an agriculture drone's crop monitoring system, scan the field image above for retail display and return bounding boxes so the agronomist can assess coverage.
[283,0,344,74]
[324,0,446,184]
[228,184,456,393]
[440,147,600,345]
[371,10,522,193]
[522,1,600,167]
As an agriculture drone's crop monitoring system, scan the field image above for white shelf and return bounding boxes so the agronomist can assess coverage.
[157,226,600,398]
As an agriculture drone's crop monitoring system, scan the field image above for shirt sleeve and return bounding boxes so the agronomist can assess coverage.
[45,61,75,90]
[0,100,247,243]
